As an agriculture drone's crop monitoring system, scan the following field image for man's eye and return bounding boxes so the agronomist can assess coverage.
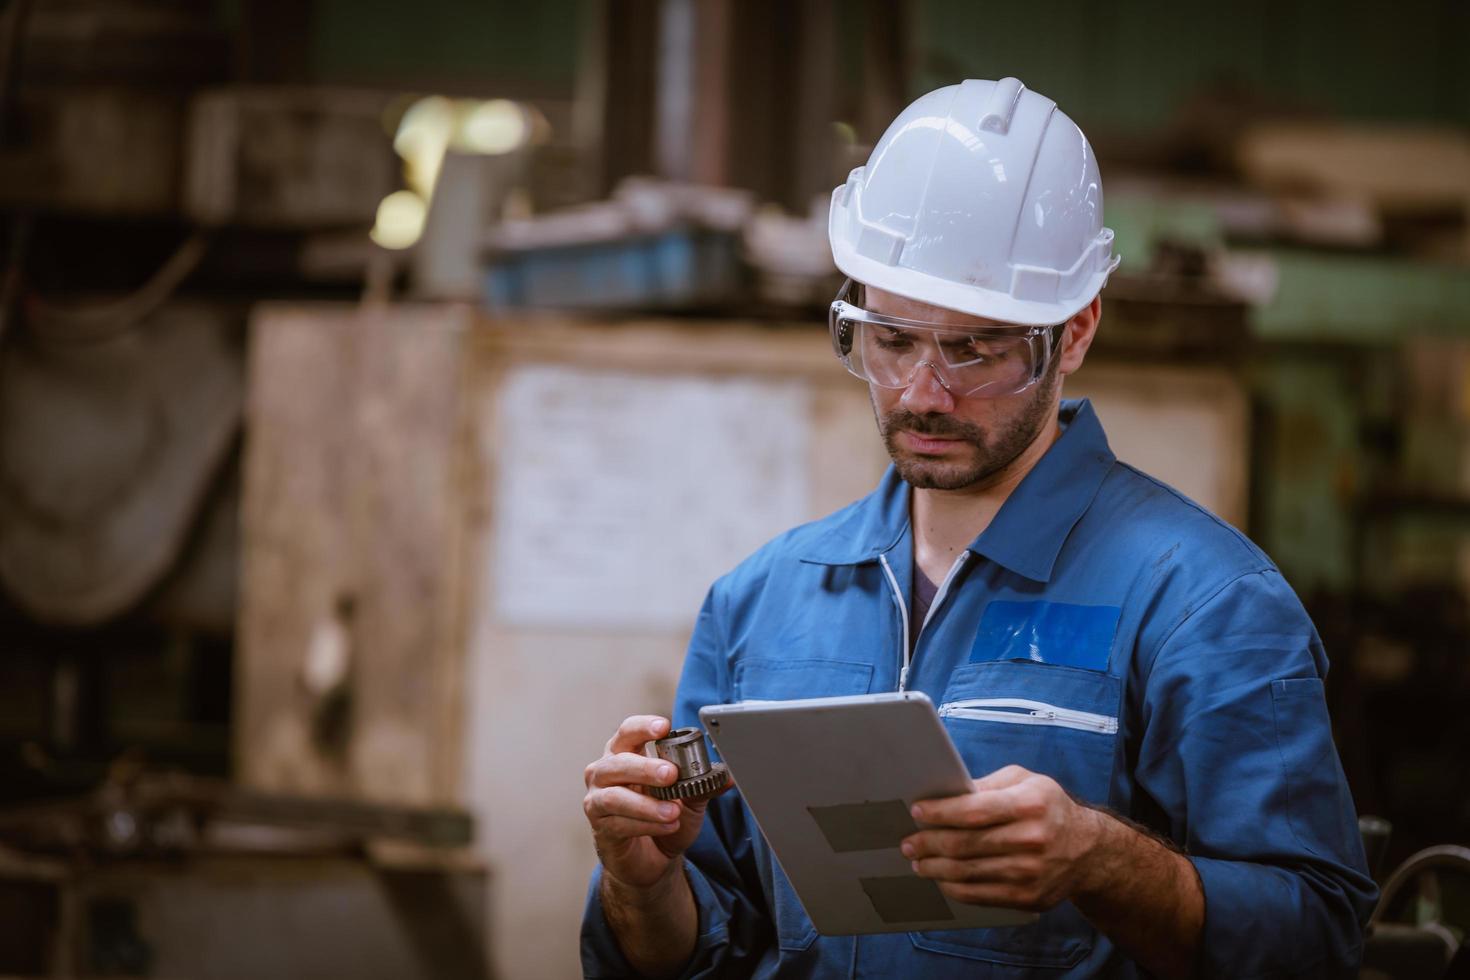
[944,341,992,361]
[947,340,1015,363]
[875,334,913,351]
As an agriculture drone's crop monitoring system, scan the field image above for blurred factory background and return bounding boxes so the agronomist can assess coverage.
[0,0,1466,977]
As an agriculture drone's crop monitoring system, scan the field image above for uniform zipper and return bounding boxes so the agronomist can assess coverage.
[922,554,968,634]
[877,554,910,691]
[937,697,1118,734]
[878,552,969,692]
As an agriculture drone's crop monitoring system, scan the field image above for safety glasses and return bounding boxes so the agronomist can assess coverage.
[828,280,1063,398]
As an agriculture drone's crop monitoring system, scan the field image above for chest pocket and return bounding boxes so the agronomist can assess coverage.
[732,658,874,702]
[912,659,1123,969]
[729,657,873,953]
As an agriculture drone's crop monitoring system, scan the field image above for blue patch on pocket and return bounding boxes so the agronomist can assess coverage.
[969,601,1121,671]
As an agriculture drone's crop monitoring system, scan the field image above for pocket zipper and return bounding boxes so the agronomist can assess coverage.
[938,697,1119,734]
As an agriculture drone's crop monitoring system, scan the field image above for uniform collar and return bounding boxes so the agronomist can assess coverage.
[798,464,912,566]
[800,398,1115,582]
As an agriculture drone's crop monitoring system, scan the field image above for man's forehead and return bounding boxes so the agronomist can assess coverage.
[862,285,1008,329]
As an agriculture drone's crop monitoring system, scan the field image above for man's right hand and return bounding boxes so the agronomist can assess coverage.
[583,715,721,891]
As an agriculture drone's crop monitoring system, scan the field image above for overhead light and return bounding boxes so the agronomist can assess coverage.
[393,96,455,199]
[374,96,547,250]
[454,99,528,155]
[370,190,428,250]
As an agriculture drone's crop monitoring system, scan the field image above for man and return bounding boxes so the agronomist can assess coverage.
[580,78,1376,978]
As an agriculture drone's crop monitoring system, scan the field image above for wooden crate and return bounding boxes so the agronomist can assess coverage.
[0,88,184,215]
[237,304,476,807]
[186,88,398,229]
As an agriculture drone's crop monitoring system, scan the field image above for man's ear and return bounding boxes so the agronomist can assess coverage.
[1057,294,1102,377]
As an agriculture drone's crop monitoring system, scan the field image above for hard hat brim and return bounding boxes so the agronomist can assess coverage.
[830,237,1115,328]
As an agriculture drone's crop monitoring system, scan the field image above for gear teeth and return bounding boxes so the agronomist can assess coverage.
[650,764,729,801]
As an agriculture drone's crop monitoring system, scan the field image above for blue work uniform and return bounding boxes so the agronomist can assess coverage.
[582,399,1376,978]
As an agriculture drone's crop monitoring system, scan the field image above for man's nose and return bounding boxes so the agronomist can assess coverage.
[899,362,955,414]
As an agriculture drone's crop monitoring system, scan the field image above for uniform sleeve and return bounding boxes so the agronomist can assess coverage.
[581,582,775,978]
[1134,569,1377,979]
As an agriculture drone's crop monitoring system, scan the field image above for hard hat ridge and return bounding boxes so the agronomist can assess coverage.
[976,75,1026,134]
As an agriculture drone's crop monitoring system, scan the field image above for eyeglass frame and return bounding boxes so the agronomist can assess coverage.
[828,279,1067,397]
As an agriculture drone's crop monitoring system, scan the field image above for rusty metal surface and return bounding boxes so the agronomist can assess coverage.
[185,88,398,229]
[0,772,475,857]
[0,297,242,626]
[0,849,488,980]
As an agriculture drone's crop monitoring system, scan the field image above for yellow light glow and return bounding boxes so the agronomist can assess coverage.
[453,99,527,155]
[393,96,455,199]
[370,190,428,250]
[375,96,541,251]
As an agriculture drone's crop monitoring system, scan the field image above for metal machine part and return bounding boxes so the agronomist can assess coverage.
[1365,843,1470,980]
[0,772,475,856]
[648,728,729,802]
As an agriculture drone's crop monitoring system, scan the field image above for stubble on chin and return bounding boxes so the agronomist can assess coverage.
[874,377,1060,492]
[877,412,990,490]
[886,437,992,490]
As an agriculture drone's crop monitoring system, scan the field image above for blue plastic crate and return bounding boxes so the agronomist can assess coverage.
[483,228,744,312]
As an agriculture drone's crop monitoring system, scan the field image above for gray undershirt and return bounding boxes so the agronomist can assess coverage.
[910,566,939,653]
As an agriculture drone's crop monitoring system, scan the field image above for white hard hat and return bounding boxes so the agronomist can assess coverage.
[828,77,1120,326]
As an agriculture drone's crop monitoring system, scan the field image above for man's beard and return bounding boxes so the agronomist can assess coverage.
[875,365,1060,491]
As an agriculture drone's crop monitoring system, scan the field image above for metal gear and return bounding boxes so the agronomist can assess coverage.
[647,727,730,802]
[649,764,730,801]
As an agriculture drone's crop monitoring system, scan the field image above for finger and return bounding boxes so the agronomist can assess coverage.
[971,764,1032,793]
[901,826,1029,861]
[909,854,1029,885]
[588,752,679,790]
[585,785,685,825]
[605,715,672,755]
[592,814,682,841]
[911,782,1027,828]
[933,880,1043,912]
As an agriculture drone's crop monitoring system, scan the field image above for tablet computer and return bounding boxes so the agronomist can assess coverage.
[700,691,1036,936]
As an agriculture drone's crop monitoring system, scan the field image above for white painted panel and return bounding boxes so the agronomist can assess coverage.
[491,366,812,630]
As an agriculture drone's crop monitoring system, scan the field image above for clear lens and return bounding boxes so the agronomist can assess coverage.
[831,302,1049,397]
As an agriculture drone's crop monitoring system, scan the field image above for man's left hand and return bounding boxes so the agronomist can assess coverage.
[901,764,1106,911]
